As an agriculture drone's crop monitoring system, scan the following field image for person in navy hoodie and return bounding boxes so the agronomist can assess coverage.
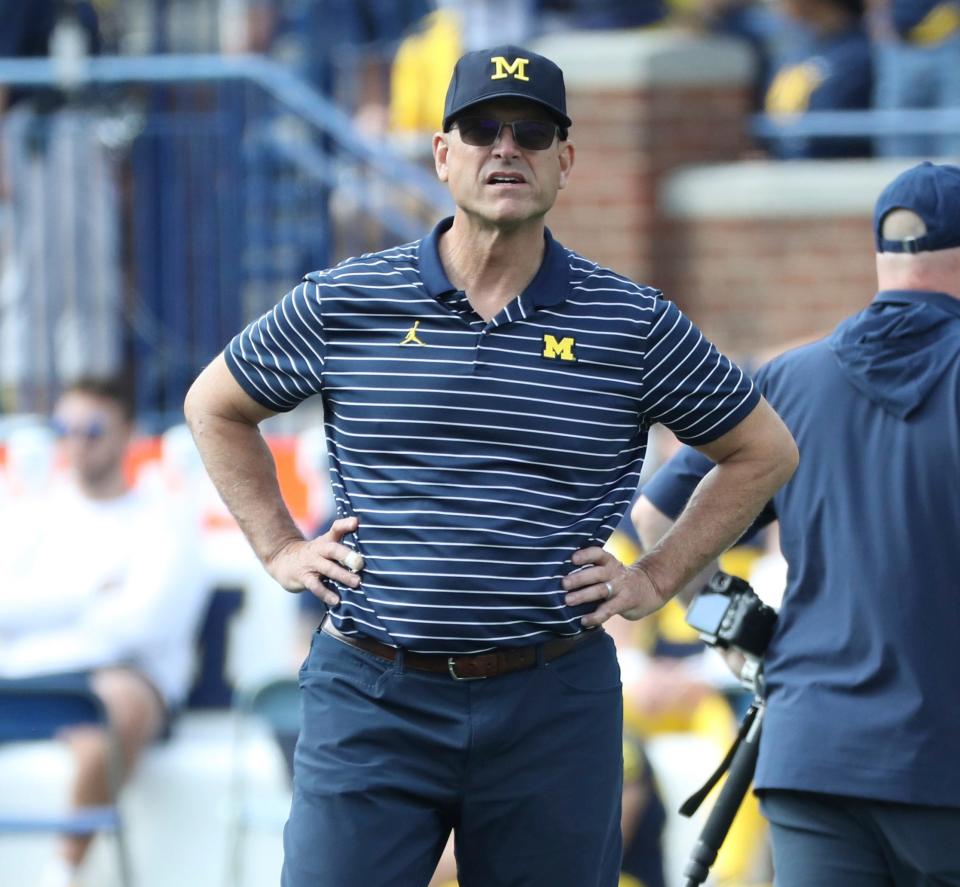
[633,161,960,885]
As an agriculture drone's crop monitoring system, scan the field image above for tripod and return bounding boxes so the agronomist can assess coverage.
[680,573,776,886]
[681,698,764,887]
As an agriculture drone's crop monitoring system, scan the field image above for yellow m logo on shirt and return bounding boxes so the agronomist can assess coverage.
[490,55,530,81]
[542,334,576,361]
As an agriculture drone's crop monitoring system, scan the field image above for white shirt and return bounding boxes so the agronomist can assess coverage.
[0,485,209,707]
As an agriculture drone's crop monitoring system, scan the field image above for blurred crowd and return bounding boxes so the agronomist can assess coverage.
[3,0,959,156]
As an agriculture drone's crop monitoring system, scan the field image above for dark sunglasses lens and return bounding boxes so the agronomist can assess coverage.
[457,118,501,146]
[513,121,557,150]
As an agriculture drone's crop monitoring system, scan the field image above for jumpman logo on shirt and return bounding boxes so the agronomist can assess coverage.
[400,321,425,345]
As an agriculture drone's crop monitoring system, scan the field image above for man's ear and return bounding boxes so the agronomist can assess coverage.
[557,140,575,191]
[433,132,450,183]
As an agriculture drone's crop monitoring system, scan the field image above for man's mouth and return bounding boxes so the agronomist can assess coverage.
[486,172,527,185]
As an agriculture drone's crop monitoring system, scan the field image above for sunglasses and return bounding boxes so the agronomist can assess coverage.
[453,117,560,151]
[51,417,107,441]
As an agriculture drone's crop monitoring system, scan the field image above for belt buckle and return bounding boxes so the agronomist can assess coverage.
[447,656,488,681]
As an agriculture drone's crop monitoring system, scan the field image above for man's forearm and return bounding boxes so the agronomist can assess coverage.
[630,495,720,607]
[631,497,716,605]
[636,400,796,604]
[185,406,303,569]
[638,457,784,602]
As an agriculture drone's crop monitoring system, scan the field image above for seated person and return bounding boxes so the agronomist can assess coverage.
[763,0,872,158]
[873,0,960,157]
[0,376,209,887]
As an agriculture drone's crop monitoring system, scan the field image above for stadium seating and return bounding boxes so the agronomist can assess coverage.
[0,537,296,887]
[0,680,132,886]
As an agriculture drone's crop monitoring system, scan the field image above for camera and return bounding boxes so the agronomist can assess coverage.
[685,571,776,659]
[681,571,777,886]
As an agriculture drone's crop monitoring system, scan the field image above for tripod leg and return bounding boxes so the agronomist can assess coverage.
[682,707,764,887]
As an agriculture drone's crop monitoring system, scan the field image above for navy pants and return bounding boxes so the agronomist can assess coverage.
[762,790,960,887]
[282,628,624,887]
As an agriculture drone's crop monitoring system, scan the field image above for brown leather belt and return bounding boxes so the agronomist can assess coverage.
[321,617,602,681]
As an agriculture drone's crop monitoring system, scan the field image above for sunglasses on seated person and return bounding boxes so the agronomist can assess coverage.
[51,416,108,441]
[452,116,562,151]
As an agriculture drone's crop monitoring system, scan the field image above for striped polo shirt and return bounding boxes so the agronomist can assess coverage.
[225,217,759,654]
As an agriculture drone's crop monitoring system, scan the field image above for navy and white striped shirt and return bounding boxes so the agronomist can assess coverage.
[225,217,759,653]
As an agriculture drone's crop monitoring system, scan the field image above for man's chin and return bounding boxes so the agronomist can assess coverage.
[470,201,548,229]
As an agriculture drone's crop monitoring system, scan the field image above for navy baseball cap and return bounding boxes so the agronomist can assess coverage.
[442,45,572,133]
[874,161,960,253]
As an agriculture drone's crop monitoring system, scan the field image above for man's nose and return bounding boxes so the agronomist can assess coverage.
[492,123,521,157]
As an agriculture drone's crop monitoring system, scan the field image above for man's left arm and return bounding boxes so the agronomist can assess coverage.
[563,397,797,626]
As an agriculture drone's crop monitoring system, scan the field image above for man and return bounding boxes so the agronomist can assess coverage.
[0,377,208,887]
[634,162,960,885]
[184,45,797,887]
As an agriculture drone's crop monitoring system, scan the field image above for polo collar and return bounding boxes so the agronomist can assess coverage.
[419,217,457,298]
[419,216,571,309]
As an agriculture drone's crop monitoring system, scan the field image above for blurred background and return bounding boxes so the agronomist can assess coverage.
[0,0,956,885]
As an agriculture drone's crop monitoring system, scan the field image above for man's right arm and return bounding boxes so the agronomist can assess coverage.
[184,354,359,603]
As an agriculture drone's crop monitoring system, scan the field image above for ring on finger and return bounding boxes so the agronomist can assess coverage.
[604,581,615,600]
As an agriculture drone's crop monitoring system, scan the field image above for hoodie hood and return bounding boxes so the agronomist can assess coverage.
[829,290,960,419]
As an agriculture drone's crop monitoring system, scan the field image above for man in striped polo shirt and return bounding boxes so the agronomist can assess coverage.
[185,45,798,887]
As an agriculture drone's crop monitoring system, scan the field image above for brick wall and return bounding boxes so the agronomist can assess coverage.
[657,215,876,356]
[531,31,919,357]
[658,160,918,354]
[535,30,754,283]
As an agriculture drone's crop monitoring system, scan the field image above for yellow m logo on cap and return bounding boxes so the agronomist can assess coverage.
[491,55,530,81]
[542,334,576,361]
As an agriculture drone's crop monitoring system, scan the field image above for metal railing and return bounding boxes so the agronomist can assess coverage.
[753,108,960,140]
[0,55,452,424]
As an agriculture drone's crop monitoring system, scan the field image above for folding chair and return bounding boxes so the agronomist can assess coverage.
[0,677,134,887]
[224,676,300,887]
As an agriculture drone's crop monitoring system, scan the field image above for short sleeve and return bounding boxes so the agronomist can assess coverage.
[223,279,327,412]
[643,358,779,529]
[637,298,759,445]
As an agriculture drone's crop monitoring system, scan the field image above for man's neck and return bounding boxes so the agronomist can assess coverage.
[438,213,547,321]
[876,249,960,297]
